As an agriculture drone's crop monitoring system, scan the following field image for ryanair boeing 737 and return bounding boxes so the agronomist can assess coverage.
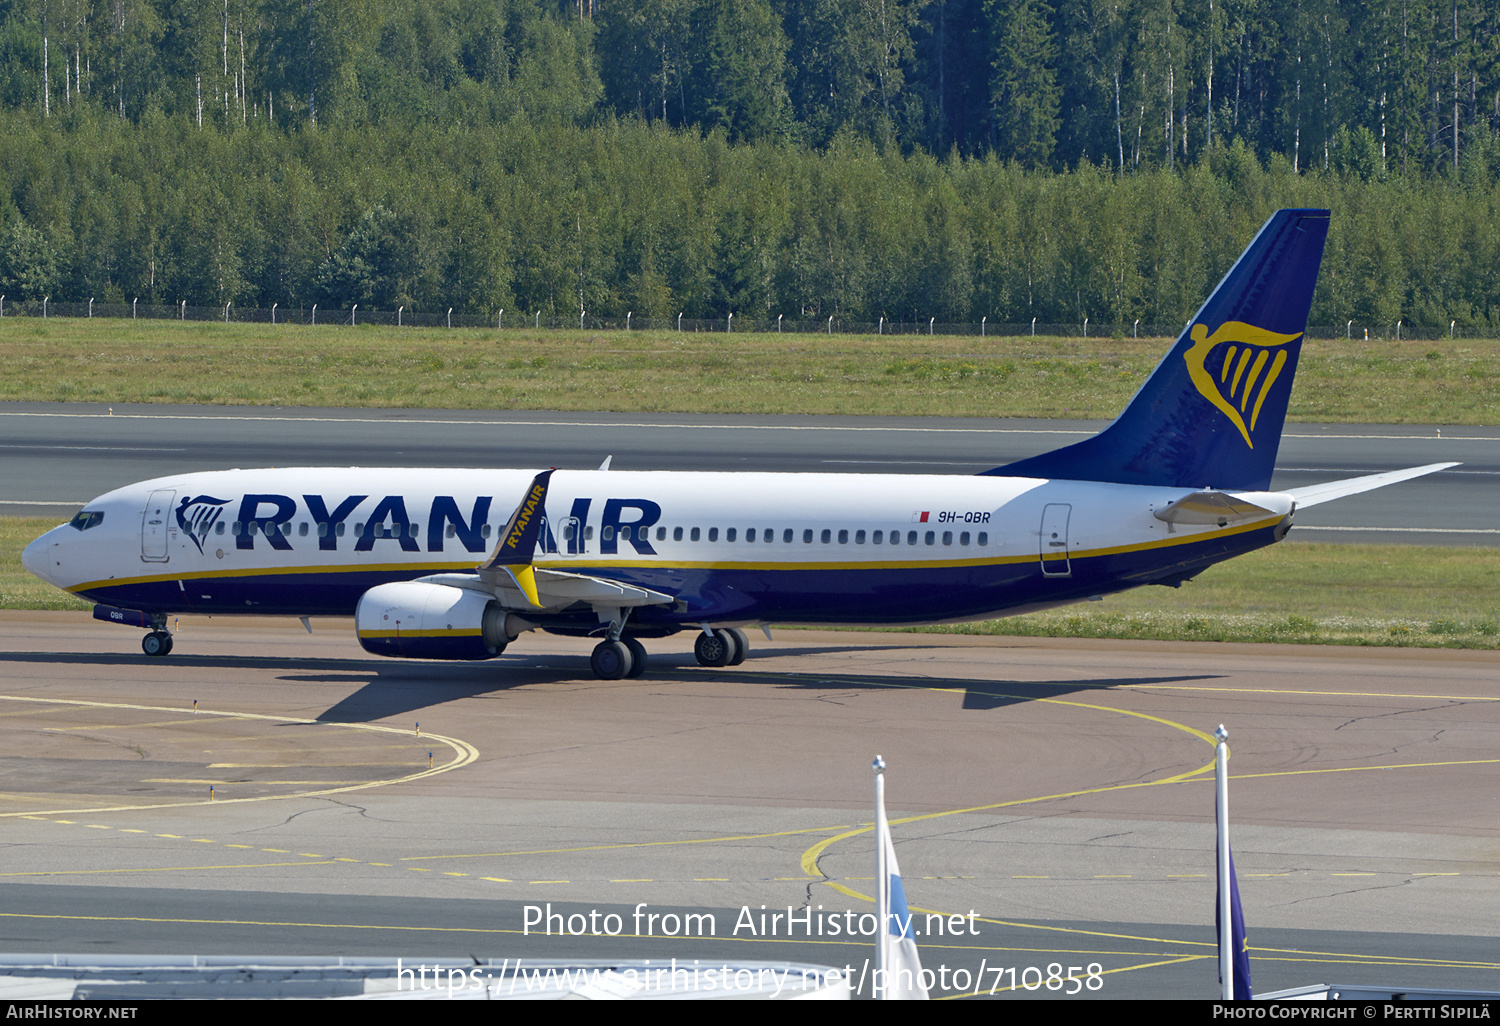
[21,210,1454,678]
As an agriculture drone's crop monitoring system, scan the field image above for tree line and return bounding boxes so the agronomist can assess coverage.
[5,111,1500,330]
[2,0,1500,329]
[5,0,1500,169]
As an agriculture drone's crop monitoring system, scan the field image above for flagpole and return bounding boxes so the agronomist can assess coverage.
[873,754,888,986]
[1215,725,1232,1000]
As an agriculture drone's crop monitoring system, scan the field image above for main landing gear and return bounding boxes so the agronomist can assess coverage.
[694,627,748,668]
[590,636,648,680]
[141,613,174,657]
[142,630,173,657]
[588,627,750,680]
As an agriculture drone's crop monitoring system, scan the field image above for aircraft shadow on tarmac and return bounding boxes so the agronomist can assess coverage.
[0,647,1224,724]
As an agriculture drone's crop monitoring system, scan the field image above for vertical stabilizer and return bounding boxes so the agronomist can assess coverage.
[989,209,1330,490]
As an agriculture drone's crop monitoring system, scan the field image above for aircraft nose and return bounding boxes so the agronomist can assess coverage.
[21,532,54,584]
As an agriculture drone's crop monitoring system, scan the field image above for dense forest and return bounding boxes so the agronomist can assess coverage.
[2,0,1500,329]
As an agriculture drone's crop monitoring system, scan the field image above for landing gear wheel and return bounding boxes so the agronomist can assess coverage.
[142,631,172,657]
[590,639,633,680]
[622,637,648,678]
[694,630,732,667]
[726,628,749,665]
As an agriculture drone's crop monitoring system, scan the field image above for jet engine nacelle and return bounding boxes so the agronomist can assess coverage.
[355,581,525,660]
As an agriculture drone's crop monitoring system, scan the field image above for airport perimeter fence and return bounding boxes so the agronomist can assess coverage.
[0,297,1476,341]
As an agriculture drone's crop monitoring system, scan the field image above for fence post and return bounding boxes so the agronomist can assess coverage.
[1134,318,1139,338]
[727,312,732,333]
[225,301,231,323]
[499,309,503,330]
[271,302,277,325]
[449,308,454,329]
[88,298,94,318]
[397,306,402,327]
[1083,317,1088,338]
[828,315,833,335]
[777,314,782,333]
[351,303,356,326]
[1396,319,1402,341]
[1451,320,1456,338]
[981,315,986,337]
[44,296,50,318]
[1,295,5,317]
[928,316,934,335]
[311,303,317,325]
[678,312,682,332]
[133,297,138,320]
[536,310,541,330]
[626,311,630,331]
[1031,316,1036,337]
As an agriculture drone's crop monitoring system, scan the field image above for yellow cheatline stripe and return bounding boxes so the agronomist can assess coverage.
[67,558,482,593]
[67,515,1280,595]
[0,694,477,817]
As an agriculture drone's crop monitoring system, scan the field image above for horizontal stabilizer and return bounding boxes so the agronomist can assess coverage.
[1154,491,1277,526]
[1287,462,1460,508]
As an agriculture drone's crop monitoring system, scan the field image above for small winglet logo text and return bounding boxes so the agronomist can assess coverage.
[1183,320,1303,447]
[175,495,230,553]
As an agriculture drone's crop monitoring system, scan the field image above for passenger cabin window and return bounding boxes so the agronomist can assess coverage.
[837,529,848,544]
[215,522,226,536]
[855,530,866,544]
[708,527,719,542]
[656,527,667,541]
[674,527,684,541]
[821,529,832,543]
[691,527,701,542]
[766,528,774,543]
[803,529,813,543]
[726,528,736,542]
[746,528,756,542]
[873,530,883,544]
[978,532,989,546]
[68,510,105,531]
[783,529,793,543]
[907,530,918,545]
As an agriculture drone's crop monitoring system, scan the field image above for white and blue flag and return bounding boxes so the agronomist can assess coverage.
[874,755,928,1000]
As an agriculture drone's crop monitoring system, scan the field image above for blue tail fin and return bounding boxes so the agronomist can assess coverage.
[988,209,1330,491]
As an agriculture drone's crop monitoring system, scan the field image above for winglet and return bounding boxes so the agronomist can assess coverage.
[481,470,554,605]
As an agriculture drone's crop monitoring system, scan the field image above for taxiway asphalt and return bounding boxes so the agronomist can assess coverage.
[0,613,1495,998]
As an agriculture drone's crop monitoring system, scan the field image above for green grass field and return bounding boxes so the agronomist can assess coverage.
[3,518,1494,649]
[2,318,1497,422]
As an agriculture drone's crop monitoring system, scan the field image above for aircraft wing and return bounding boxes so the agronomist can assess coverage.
[1285,462,1459,509]
[421,570,675,611]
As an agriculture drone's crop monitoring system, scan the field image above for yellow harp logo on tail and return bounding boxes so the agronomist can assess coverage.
[1183,320,1303,448]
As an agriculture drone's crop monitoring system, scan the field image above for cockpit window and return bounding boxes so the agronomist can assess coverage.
[68,510,105,531]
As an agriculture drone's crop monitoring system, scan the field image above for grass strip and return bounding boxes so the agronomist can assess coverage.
[2,320,1497,423]
[3,518,1493,649]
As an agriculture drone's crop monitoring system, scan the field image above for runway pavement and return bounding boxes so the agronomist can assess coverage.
[0,612,1495,998]
[0,402,1493,545]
